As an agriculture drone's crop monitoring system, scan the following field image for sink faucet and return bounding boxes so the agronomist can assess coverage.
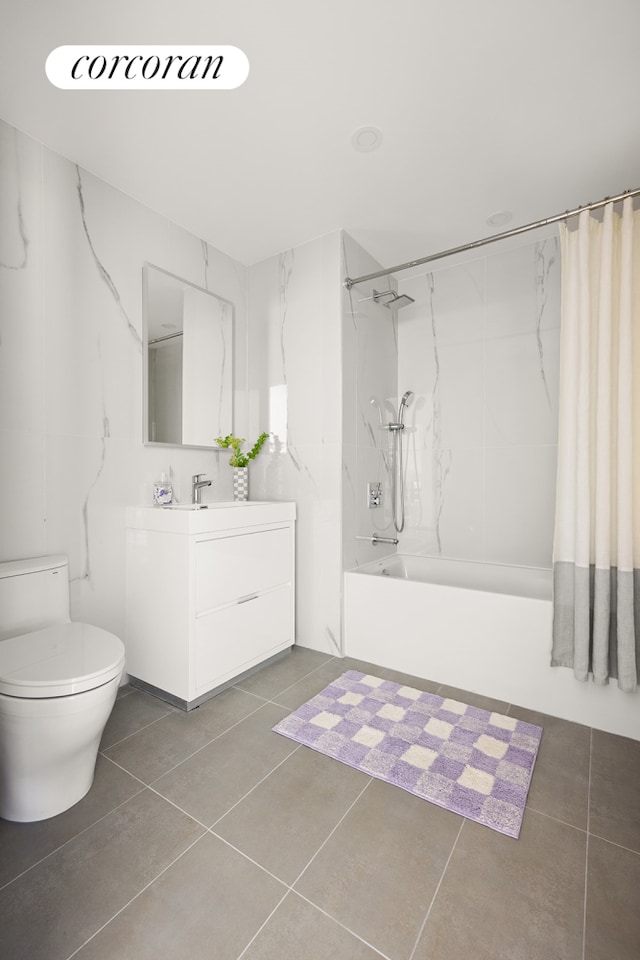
[191,473,212,504]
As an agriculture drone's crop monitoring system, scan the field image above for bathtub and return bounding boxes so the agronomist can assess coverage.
[343,554,639,738]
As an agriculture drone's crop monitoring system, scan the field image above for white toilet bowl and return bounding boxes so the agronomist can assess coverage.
[0,620,124,822]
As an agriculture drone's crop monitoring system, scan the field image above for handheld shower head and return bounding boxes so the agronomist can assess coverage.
[398,390,414,422]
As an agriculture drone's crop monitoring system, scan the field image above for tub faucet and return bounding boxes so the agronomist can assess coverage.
[191,473,211,504]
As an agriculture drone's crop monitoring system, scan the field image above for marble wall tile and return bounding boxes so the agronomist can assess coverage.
[0,119,248,651]
[0,428,46,560]
[485,328,560,446]
[42,152,157,443]
[166,221,249,436]
[0,122,44,436]
[248,233,343,654]
[394,236,561,568]
[342,232,398,571]
[402,445,485,560]
[485,235,560,338]
[484,444,558,568]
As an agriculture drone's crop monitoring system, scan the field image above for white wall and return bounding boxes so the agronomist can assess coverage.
[247,233,343,654]
[396,232,561,568]
[0,118,248,644]
[341,233,398,572]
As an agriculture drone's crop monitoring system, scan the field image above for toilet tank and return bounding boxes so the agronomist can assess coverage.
[0,556,71,641]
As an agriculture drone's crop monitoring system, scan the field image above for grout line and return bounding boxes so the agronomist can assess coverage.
[582,728,593,960]
[293,892,395,960]
[408,818,465,960]
[289,776,373,890]
[523,803,588,835]
[64,830,209,960]
[99,752,154,790]
[231,776,387,960]
[585,831,640,857]
[210,830,290,890]
[234,652,339,705]
[0,778,147,893]
[142,783,213,833]
[234,888,292,960]
[207,744,302,830]
[229,684,271,703]
[100,705,177,752]
[144,700,273,788]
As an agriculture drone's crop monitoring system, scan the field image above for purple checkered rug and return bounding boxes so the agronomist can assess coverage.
[273,670,543,838]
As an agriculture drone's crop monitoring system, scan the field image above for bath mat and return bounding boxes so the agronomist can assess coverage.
[273,671,542,838]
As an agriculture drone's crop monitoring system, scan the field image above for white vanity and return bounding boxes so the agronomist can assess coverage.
[125,501,296,709]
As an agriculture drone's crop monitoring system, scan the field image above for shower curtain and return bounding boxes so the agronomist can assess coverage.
[552,197,640,692]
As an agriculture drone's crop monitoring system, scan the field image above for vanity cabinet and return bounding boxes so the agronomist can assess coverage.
[125,501,295,709]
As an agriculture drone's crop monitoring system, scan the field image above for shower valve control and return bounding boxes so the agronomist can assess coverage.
[367,482,382,509]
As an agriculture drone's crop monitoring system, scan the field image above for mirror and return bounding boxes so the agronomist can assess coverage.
[143,263,233,448]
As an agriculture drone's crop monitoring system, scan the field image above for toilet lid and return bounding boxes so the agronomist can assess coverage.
[0,622,125,698]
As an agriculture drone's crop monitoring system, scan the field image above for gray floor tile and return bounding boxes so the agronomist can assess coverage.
[215,745,370,883]
[590,729,640,852]
[233,646,334,699]
[0,790,204,960]
[413,811,586,960]
[272,656,387,710]
[375,665,441,694]
[73,833,286,960]
[115,682,135,700]
[584,836,640,960]
[100,688,174,749]
[508,705,590,828]
[0,755,142,889]
[152,702,297,826]
[3,647,640,960]
[103,686,262,783]
[436,684,510,714]
[294,778,462,960]
[243,891,383,960]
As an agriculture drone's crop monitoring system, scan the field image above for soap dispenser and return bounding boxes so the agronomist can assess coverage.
[153,472,173,505]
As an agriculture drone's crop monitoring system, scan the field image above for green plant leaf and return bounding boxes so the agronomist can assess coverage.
[214,432,270,468]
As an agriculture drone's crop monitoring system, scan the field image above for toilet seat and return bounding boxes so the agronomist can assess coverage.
[0,622,125,698]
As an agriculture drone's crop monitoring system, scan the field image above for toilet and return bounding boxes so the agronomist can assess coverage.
[0,555,125,822]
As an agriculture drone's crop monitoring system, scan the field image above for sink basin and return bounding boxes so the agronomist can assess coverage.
[126,500,296,534]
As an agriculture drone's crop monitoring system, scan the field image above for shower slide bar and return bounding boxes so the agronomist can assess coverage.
[343,187,640,290]
[356,533,399,546]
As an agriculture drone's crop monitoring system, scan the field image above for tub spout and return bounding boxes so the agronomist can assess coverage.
[356,533,399,546]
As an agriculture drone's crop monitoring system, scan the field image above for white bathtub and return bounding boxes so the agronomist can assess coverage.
[343,554,640,739]
[355,554,551,599]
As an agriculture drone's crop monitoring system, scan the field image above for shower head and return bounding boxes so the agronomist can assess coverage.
[372,289,415,310]
[398,390,414,423]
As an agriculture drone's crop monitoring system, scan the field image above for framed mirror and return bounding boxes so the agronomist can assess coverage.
[143,263,234,448]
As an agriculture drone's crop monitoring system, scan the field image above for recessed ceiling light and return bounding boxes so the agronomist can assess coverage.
[486,210,513,227]
[351,126,383,152]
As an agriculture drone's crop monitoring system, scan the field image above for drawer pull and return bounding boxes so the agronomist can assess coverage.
[237,593,259,605]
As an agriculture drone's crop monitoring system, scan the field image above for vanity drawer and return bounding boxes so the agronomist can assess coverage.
[195,585,292,690]
[195,527,292,614]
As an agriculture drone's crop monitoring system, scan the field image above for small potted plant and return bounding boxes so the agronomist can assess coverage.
[214,432,269,500]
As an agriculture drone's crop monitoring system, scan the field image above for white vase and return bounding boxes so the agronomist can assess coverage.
[233,466,249,501]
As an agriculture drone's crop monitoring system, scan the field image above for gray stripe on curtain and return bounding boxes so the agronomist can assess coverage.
[552,561,640,691]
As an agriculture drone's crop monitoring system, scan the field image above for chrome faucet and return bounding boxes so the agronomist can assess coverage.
[191,473,212,504]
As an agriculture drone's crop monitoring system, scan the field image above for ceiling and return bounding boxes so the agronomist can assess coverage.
[2,0,639,270]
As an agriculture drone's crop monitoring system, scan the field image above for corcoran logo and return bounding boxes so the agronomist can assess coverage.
[45,45,250,90]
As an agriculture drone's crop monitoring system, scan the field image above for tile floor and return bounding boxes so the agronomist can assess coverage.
[1,647,639,960]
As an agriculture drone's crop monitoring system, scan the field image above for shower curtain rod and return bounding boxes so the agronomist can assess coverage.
[343,187,640,290]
